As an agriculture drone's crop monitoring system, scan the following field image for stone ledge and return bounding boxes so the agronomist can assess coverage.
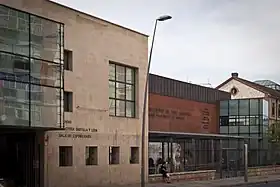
[248,165,280,177]
[149,170,216,183]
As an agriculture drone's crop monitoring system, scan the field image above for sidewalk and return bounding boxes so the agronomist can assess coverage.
[114,174,280,187]
[147,174,280,187]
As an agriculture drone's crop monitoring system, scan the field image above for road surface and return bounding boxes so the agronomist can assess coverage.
[248,181,280,187]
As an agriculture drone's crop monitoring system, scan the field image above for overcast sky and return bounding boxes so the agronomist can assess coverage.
[54,0,280,87]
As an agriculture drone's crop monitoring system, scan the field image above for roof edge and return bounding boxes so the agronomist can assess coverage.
[215,77,233,89]
[149,73,230,94]
[47,0,149,37]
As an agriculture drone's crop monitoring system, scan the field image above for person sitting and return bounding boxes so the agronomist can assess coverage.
[159,162,171,183]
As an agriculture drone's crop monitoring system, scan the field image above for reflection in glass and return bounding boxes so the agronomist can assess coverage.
[250,99,259,115]
[116,65,125,82]
[262,99,269,117]
[109,63,115,80]
[239,99,249,115]
[126,68,134,84]
[220,126,228,134]
[116,100,125,116]
[126,101,135,118]
[0,5,64,129]
[30,86,62,127]
[109,99,115,115]
[220,100,228,116]
[229,100,238,115]
[109,81,115,98]
[0,52,29,79]
[126,84,134,101]
[250,126,259,133]
[30,15,61,63]
[229,126,238,133]
[229,117,236,126]
[239,126,249,133]
[0,80,29,126]
[116,83,125,99]
[30,59,61,87]
[0,6,29,56]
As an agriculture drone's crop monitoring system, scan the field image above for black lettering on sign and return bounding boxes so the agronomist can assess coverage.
[149,108,191,120]
[58,133,92,139]
[201,108,210,129]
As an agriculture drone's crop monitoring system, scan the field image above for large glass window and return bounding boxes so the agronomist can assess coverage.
[0,80,29,126]
[30,15,61,63]
[30,86,62,128]
[0,6,30,56]
[0,52,29,80]
[109,62,136,118]
[30,59,61,87]
[239,99,249,116]
[220,100,228,116]
[229,100,238,115]
[0,5,64,129]
[250,99,259,115]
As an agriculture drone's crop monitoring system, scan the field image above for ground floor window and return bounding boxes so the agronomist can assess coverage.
[59,146,73,167]
[85,146,98,165]
[109,146,120,165]
[130,147,139,164]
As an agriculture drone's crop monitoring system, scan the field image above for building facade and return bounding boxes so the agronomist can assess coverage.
[149,74,231,134]
[148,74,232,174]
[219,98,269,165]
[217,73,280,125]
[217,73,280,166]
[1,1,148,187]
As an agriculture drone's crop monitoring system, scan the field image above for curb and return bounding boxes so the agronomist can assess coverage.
[218,179,280,187]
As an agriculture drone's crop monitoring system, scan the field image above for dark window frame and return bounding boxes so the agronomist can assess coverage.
[278,103,280,118]
[64,49,73,71]
[272,102,276,117]
[109,62,136,118]
[64,91,73,112]
[109,146,120,165]
[85,146,98,166]
[59,146,73,167]
[130,147,139,164]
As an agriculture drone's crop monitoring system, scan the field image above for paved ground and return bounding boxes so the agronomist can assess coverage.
[114,174,280,187]
[146,175,280,187]
[247,181,280,187]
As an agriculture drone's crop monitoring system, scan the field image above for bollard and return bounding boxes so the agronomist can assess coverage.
[244,144,248,182]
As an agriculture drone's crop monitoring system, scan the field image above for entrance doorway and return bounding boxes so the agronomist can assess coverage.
[0,131,41,187]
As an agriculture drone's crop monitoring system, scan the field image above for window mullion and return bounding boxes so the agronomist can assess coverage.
[124,67,127,117]
[114,64,117,116]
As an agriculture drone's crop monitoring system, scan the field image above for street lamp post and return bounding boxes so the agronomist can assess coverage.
[140,15,172,187]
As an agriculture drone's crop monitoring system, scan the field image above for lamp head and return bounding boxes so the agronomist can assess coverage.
[157,15,172,21]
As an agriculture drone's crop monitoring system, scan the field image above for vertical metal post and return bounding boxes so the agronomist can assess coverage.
[140,20,158,187]
[192,139,196,170]
[244,144,248,182]
[211,139,215,168]
[219,139,223,179]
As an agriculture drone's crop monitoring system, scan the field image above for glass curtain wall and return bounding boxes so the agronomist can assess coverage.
[219,99,269,166]
[0,5,64,128]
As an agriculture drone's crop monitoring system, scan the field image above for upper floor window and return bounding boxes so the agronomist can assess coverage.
[272,102,276,117]
[64,91,73,112]
[109,62,136,118]
[278,103,280,118]
[64,49,73,71]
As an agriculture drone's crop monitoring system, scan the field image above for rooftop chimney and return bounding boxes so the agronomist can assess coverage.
[231,72,239,77]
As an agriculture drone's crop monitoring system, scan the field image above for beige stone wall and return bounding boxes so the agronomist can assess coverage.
[2,0,149,187]
[218,79,265,99]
